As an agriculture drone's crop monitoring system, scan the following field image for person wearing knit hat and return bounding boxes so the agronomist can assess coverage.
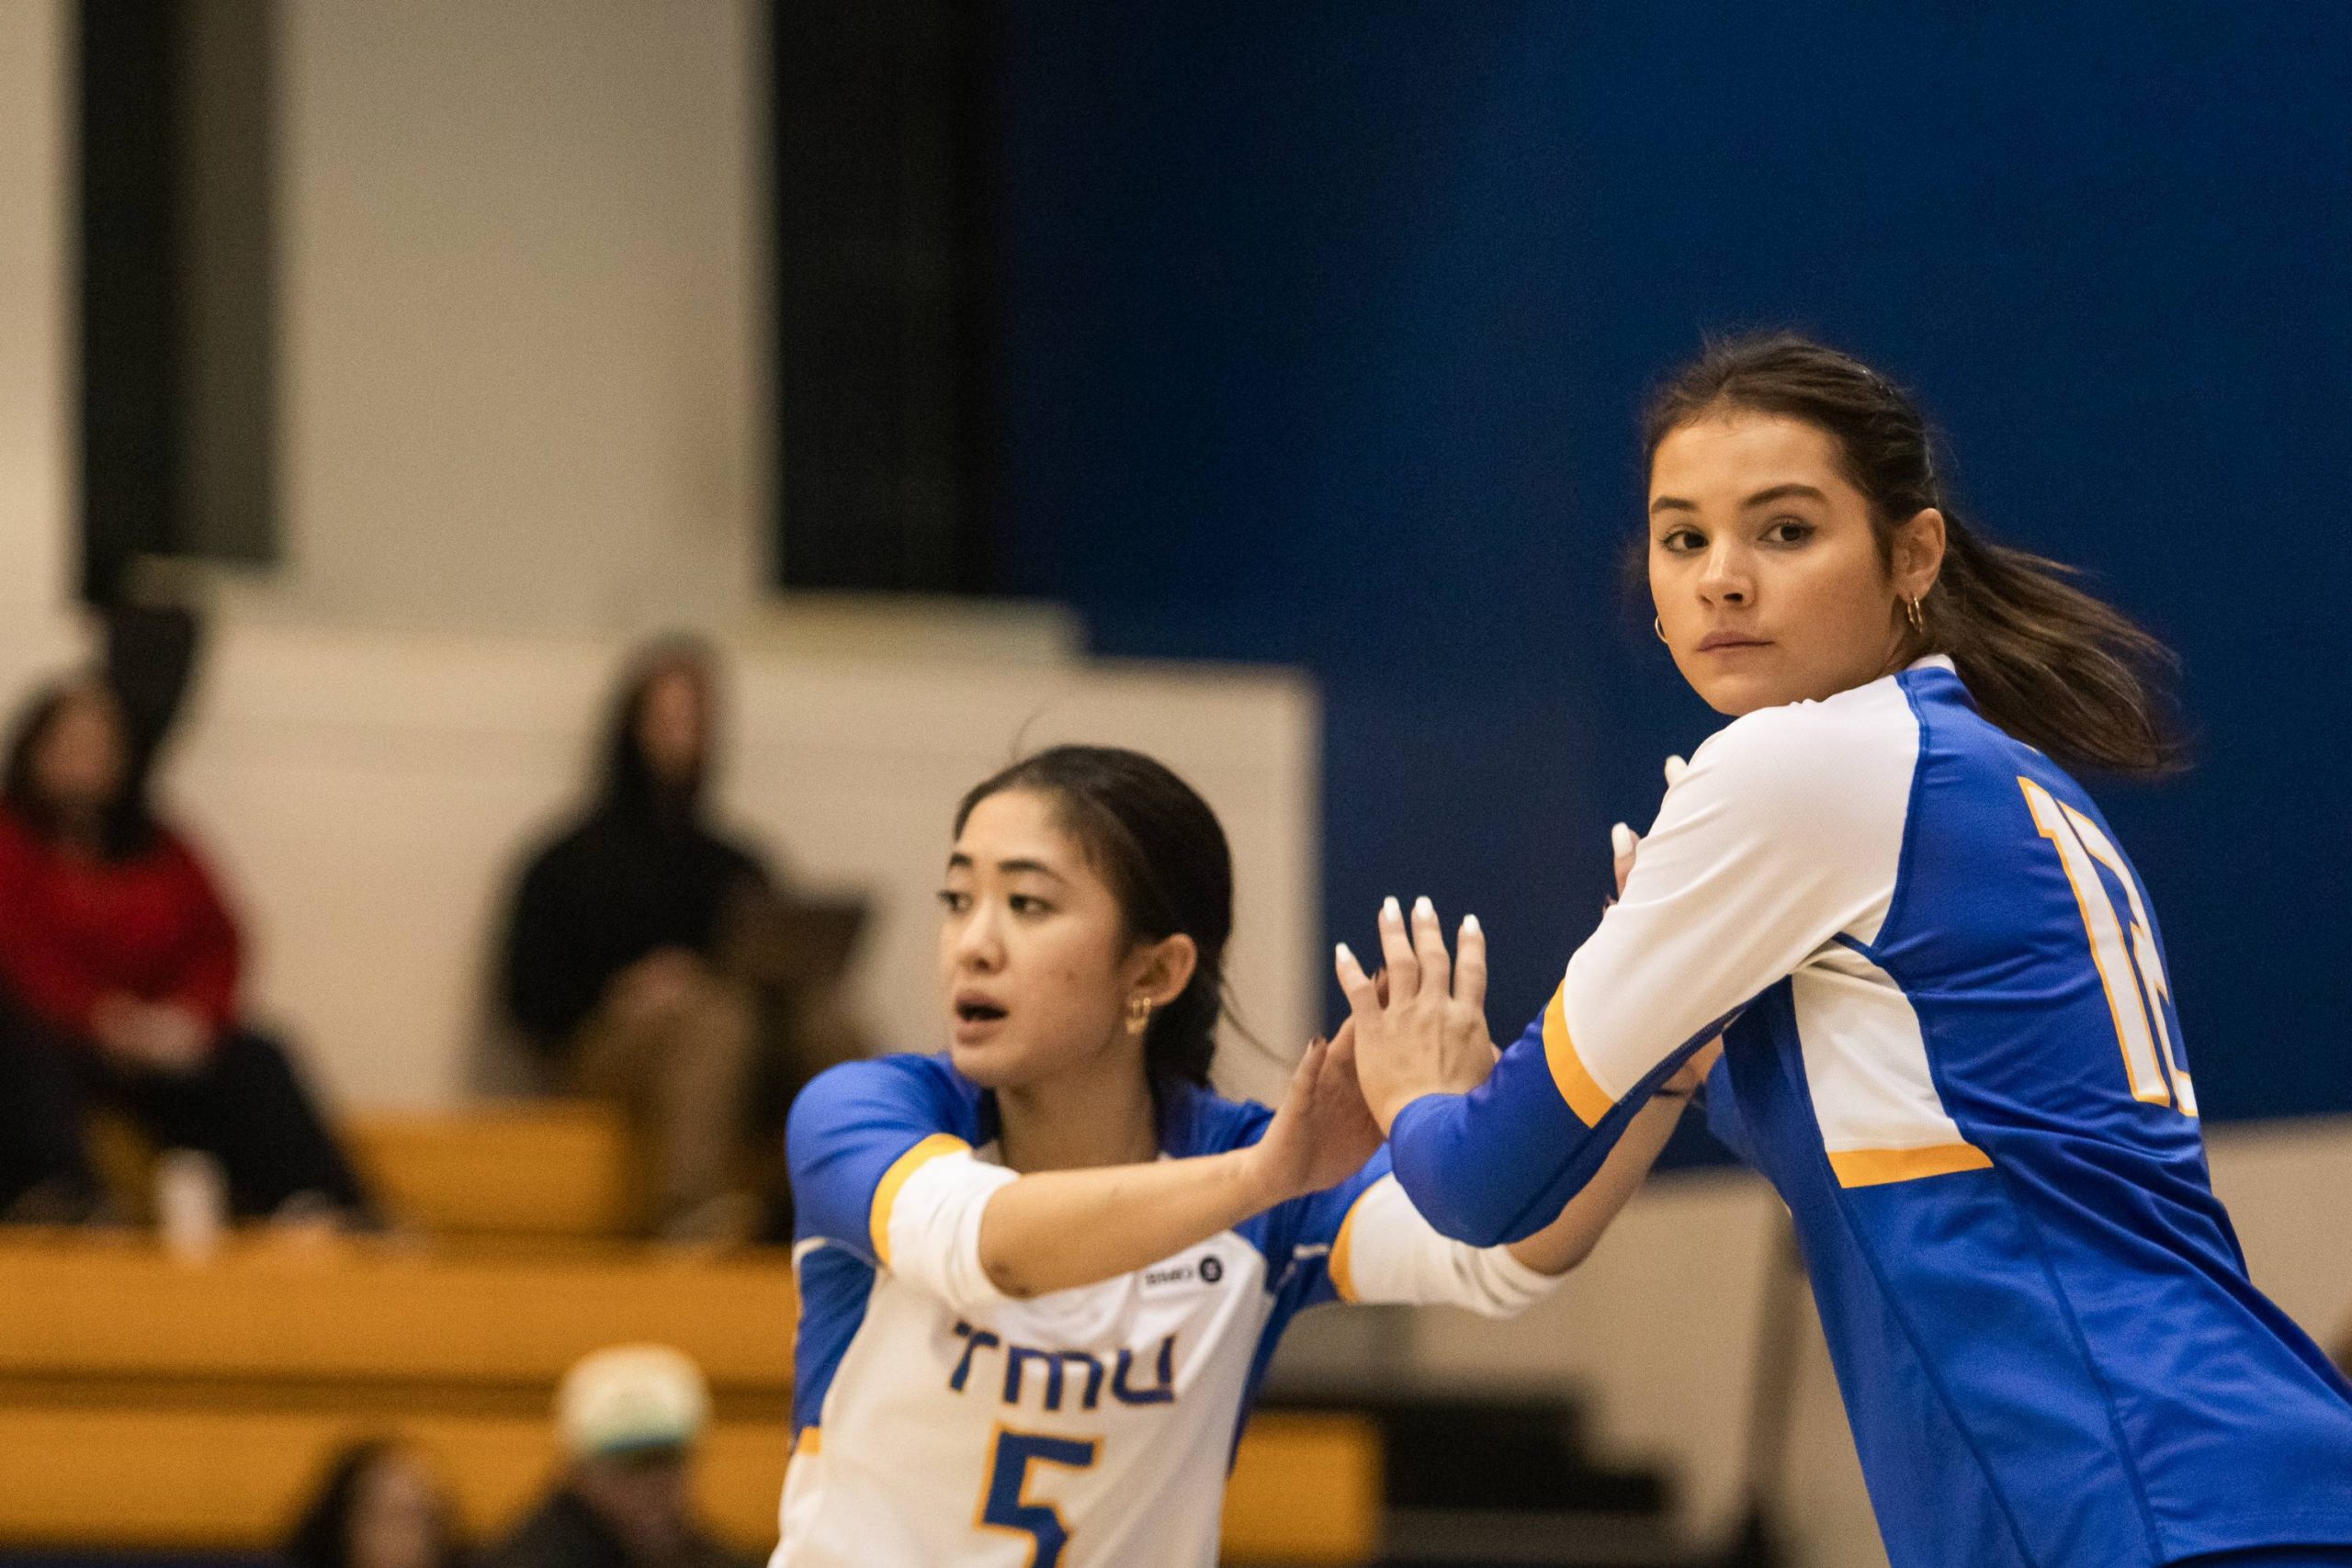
[476,1347,755,1568]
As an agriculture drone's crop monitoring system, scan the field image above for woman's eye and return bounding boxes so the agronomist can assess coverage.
[936,889,970,914]
[1008,895,1051,917]
[1762,517,1815,546]
[1657,527,1705,554]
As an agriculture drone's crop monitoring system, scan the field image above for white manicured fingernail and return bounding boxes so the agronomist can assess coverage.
[1664,755,1689,786]
[1382,896,1401,921]
[1463,913,1481,934]
[1335,942,1357,969]
[1611,822,1635,859]
[1413,895,1434,920]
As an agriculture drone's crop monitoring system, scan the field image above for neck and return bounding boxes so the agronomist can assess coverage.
[994,1036,1160,1175]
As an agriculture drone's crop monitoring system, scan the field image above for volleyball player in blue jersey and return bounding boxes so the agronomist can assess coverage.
[1337,335,2352,1568]
[775,747,1707,1567]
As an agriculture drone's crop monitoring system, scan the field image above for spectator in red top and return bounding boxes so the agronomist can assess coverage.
[0,672,373,1225]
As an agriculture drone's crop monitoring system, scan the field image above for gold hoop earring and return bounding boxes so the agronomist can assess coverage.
[1905,596,1926,634]
[1126,995,1153,1035]
[1653,616,1667,644]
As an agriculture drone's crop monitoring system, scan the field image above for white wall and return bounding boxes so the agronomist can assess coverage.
[0,0,78,668]
[161,623,1318,1111]
[271,0,767,635]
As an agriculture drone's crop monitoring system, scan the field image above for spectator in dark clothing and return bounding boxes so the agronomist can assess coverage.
[479,1346,754,1568]
[0,673,373,1224]
[285,1438,468,1568]
[499,638,857,1241]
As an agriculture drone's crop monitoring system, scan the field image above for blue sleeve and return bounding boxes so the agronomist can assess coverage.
[785,1057,967,1261]
[1388,1008,1719,1247]
[1700,1052,1757,1166]
[1281,1148,1396,1311]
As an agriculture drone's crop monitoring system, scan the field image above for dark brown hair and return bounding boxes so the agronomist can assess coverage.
[955,746,1233,1089]
[1643,333,2183,775]
[2,672,157,859]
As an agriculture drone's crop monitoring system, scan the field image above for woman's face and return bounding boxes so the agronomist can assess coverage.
[345,1450,447,1568]
[1647,412,1943,716]
[937,789,1193,1091]
[32,686,127,818]
[634,666,708,787]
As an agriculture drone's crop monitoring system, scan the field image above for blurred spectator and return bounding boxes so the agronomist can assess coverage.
[479,1345,753,1568]
[497,638,859,1242]
[285,1438,468,1568]
[0,673,374,1225]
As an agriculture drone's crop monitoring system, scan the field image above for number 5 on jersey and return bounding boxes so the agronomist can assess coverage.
[978,1428,1099,1567]
[2020,778,2197,1116]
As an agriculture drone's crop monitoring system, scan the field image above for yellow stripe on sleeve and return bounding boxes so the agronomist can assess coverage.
[1541,984,1614,1128]
[1826,1143,1993,1189]
[867,1133,972,1267]
[1328,1186,1375,1303]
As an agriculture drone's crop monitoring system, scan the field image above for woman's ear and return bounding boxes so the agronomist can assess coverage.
[1892,506,1948,602]
[1131,933,1199,1010]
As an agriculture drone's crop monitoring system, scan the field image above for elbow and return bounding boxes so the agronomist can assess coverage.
[975,1235,1045,1301]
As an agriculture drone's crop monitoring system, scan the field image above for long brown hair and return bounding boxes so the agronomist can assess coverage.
[1642,333,2184,775]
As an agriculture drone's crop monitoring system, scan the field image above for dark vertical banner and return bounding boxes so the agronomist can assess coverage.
[769,0,995,593]
[78,0,277,604]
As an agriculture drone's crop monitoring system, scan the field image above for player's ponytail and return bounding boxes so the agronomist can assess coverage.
[1643,333,2185,775]
[955,746,1232,1089]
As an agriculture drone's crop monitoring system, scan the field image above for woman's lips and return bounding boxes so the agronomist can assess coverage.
[952,996,1009,1045]
[1696,631,1772,652]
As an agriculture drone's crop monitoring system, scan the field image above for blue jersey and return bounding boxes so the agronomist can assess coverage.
[775,1055,1560,1567]
[1386,658,2352,1567]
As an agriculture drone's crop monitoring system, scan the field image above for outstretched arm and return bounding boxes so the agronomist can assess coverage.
[972,1035,1382,1298]
[1340,713,1906,1246]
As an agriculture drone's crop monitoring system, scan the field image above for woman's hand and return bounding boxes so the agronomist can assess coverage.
[1336,897,1498,1135]
[1243,1029,1385,1205]
[91,996,209,1075]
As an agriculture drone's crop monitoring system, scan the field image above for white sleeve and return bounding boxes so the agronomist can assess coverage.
[1332,1174,1564,1318]
[1548,677,1919,1120]
[878,1145,1021,1317]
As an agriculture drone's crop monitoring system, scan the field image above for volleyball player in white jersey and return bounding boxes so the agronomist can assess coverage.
[775,746,1709,1568]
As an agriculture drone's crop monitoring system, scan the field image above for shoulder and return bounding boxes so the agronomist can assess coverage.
[1681,671,1923,831]
[1155,1078,1273,1158]
[787,1054,984,1147]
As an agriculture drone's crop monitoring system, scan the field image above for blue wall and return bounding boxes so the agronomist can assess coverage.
[991,3,2352,1132]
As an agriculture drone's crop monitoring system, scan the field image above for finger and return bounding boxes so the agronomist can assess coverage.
[1333,942,1381,1016]
[1288,1035,1328,1097]
[1453,913,1487,1012]
[1374,968,1390,1006]
[1663,754,1690,788]
[1611,822,1639,898]
[1409,896,1451,1000]
[1376,897,1420,1002]
[1326,1015,1357,1068]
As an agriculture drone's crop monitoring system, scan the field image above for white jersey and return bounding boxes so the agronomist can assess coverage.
[774,1054,1562,1568]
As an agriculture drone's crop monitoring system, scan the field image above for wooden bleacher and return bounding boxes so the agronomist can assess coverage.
[1,1105,1383,1564]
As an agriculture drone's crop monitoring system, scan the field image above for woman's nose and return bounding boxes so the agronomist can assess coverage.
[1698,541,1753,605]
[954,908,1004,968]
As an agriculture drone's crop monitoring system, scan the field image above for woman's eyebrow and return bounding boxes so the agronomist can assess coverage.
[1649,495,1698,514]
[996,858,1068,884]
[1740,482,1827,509]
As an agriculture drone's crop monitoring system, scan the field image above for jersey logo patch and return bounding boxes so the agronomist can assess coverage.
[1139,1250,1226,1297]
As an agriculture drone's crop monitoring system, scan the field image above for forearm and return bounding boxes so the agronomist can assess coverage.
[1389,1006,1714,1247]
[1502,1089,1686,1276]
[977,1150,1272,1299]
